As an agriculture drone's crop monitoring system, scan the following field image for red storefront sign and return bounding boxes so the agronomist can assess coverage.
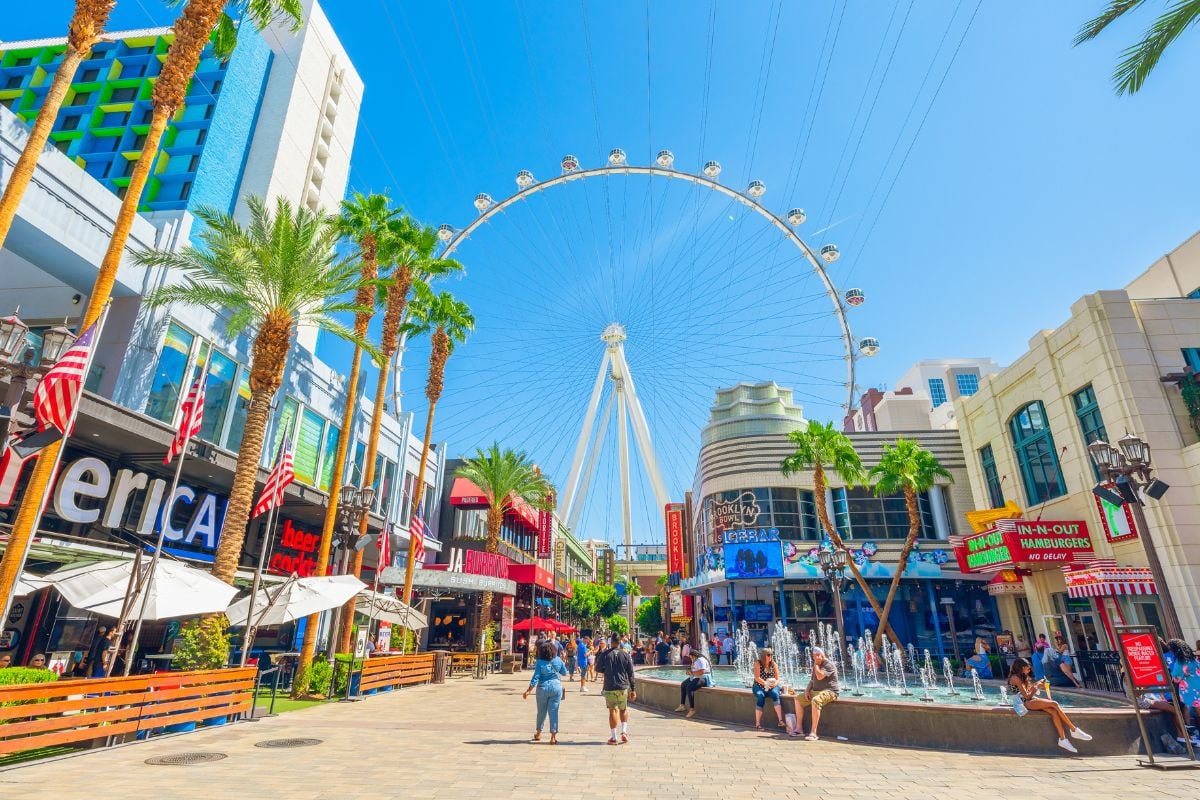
[665,503,684,576]
[954,520,1094,573]
[1118,630,1171,691]
[268,519,319,577]
[537,509,552,559]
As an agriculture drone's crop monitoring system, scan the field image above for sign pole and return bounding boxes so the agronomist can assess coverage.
[1115,624,1199,768]
[240,500,283,667]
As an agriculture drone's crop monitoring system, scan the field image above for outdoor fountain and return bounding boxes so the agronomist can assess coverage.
[769,621,800,694]
[847,643,865,696]
[733,621,759,688]
[942,656,959,696]
[969,668,986,701]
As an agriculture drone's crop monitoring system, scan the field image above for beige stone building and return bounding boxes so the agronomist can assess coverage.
[955,231,1200,647]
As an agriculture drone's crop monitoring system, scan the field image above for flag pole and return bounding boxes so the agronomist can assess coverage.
[123,361,208,676]
[0,303,111,629]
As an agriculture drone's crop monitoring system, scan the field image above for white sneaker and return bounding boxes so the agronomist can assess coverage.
[1071,728,1092,742]
[674,704,687,712]
[581,686,588,693]
[1057,738,1078,753]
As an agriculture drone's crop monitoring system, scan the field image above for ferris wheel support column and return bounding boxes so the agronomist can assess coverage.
[610,347,669,512]
[567,391,615,533]
[560,351,611,522]
[615,379,633,551]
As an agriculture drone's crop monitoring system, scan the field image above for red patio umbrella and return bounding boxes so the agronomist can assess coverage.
[511,617,557,632]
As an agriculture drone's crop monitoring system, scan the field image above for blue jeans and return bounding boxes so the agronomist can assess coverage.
[753,685,781,708]
[535,680,563,733]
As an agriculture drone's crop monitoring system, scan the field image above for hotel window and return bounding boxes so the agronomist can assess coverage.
[1009,401,1067,505]
[1073,384,1108,480]
[70,92,92,106]
[60,115,81,131]
[955,372,980,396]
[145,323,195,423]
[110,87,137,102]
[224,372,251,452]
[400,472,416,525]
[317,420,340,492]
[80,69,100,82]
[197,347,237,444]
[928,378,947,408]
[293,409,329,486]
[979,444,1004,509]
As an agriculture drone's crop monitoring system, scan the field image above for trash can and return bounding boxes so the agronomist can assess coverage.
[432,650,450,684]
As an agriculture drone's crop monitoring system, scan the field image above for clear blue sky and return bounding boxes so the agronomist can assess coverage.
[9,2,1200,545]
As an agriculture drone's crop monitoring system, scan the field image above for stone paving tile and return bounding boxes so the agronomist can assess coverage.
[2,671,1199,798]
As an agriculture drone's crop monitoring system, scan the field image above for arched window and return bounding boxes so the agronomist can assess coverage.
[1009,401,1067,505]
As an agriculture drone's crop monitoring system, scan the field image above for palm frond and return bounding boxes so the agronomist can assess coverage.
[1111,0,1200,93]
[1074,0,1146,44]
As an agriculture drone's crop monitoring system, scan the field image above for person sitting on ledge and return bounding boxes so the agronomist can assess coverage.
[1045,635,1082,689]
[674,642,712,718]
[1007,657,1091,753]
[964,650,993,679]
[795,646,840,741]
[751,647,786,731]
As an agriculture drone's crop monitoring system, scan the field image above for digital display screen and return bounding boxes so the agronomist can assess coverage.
[722,541,784,580]
[742,603,774,622]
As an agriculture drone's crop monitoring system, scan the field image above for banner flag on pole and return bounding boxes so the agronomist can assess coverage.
[252,438,295,519]
[165,370,207,464]
[32,322,96,435]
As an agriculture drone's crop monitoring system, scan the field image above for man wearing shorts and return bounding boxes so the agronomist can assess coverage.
[602,633,636,745]
[576,635,590,693]
[796,646,840,741]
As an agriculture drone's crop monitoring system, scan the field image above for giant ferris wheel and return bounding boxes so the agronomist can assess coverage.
[410,149,878,548]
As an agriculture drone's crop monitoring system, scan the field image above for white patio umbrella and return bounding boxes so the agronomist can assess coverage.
[355,590,428,630]
[45,558,238,620]
[15,573,50,596]
[226,574,366,628]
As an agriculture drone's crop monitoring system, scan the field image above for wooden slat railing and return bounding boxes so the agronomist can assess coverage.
[449,649,502,677]
[358,653,436,693]
[0,667,255,756]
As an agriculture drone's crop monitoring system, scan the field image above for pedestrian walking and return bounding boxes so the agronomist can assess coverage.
[576,634,590,692]
[565,637,577,680]
[602,633,636,745]
[523,640,568,744]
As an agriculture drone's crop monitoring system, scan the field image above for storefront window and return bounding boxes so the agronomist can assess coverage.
[270,397,299,460]
[318,420,340,492]
[224,371,251,451]
[145,322,194,423]
[1009,401,1067,505]
[198,348,237,443]
[400,472,416,525]
[293,408,325,486]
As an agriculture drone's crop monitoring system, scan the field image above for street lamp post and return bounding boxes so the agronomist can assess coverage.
[1086,434,1182,639]
[818,548,849,667]
[325,483,375,697]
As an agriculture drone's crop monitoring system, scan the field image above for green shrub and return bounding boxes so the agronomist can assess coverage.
[307,659,332,697]
[0,668,59,714]
[172,617,230,671]
[606,614,629,635]
[333,653,362,695]
[390,626,417,654]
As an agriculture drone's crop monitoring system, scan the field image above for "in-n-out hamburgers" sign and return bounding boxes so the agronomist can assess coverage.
[955,520,1094,573]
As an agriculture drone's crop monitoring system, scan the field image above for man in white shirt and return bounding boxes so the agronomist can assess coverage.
[722,633,735,665]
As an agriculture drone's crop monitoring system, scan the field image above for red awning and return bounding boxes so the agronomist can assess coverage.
[1063,560,1157,598]
[506,495,540,531]
[986,570,1026,596]
[511,617,558,632]
[449,477,489,507]
[507,563,557,593]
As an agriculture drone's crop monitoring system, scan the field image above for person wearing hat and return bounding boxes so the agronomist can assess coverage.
[796,646,840,741]
[752,647,786,731]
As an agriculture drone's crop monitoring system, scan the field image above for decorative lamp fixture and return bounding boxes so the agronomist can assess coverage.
[358,485,377,510]
[820,244,840,263]
[339,484,359,507]
[516,169,535,188]
[0,310,29,362]
[1117,431,1151,469]
[858,337,880,357]
[702,160,721,178]
[655,149,674,167]
[561,154,580,172]
[746,180,766,198]
[844,288,865,307]
[39,323,76,365]
[786,208,806,226]
[436,224,454,241]
[473,193,494,213]
[1087,439,1117,473]
[608,148,627,166]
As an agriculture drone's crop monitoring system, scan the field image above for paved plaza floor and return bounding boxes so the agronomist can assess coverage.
[3,671,1198,799]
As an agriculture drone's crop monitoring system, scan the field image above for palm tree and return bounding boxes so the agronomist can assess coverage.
[452,444,553,633]
[867,438,952,652]
[780,420,900,647]
[0,0,116,251]
[134,196,372,585]
[77,0,304,336]
[395,285,475,631]
[320,192,402,654]
[620,573,642,632]
[1074,1,1200,94]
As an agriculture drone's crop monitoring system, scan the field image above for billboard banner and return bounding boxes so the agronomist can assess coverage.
[537,509,552,559]
[954,520,1094,572]
[722,528,783,580]
[665,503,685,577]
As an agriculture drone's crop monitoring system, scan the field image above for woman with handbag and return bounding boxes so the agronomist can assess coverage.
[751,647,786,731]
[1006,658,1091,753]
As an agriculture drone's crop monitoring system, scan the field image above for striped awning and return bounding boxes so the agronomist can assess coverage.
[986,569,1026,596]
[1062,559,1157,598]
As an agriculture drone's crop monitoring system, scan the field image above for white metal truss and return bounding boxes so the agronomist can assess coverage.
[559,324,669,547]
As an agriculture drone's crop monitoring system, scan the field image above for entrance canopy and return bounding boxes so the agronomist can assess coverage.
[1063,559,1156,599]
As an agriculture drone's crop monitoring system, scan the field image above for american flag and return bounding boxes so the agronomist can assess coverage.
[252,439,294,519]
[164,372,206,464]
[409,508,426,565]
[377,522,392,569]
[33,322,96,435]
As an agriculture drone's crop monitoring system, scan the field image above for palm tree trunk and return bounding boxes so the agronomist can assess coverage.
[396,399,437,648]
[477,505,505,639]
[79,0,225,332]
[335,361,390,653]
[872,487,921,652]
[294,345,363,696]
[811,466,901,648]
[0,1,115,249]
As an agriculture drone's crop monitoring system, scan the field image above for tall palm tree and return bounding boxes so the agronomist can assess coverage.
[620,573,642,632]
[134,195,373,585]
[0,0,116,251]
[0,3,306,611]
[317,193,401,653]
[867,438,952,652]
[1074,1,1200,94]
[780,420,900,647]
[395,285,474,633]
[452,444,553,634]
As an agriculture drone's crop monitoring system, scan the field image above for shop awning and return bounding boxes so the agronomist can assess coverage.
[986,570,1026,596]
[507,563,556,593]
[449,478,489,507]
[1062,559,1157,598]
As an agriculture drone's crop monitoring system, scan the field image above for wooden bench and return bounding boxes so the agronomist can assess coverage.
[0,667,255,757]
[359,654,436,693]
[449,649,502,678]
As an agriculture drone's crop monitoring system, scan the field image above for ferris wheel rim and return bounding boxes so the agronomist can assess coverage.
[440,161,866,413]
